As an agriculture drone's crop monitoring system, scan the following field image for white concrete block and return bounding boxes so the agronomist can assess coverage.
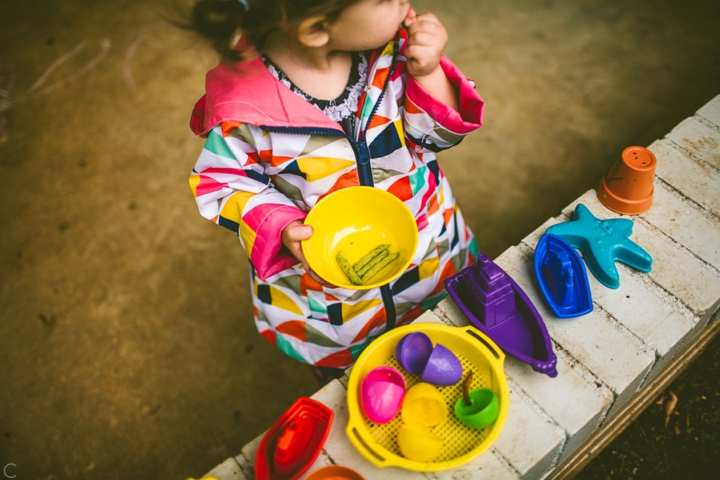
[234,454,253,479]
[679,299,720,347]
[640,181,720,271]
[697,94,720,128]
[562,192,720,320]
[433,449,520,480]
[666,117,720,170]
[520,218,562,251]
[521,213,695,392]
[586,259,693,360]
[435,296,472,327]
[310,377,346,406]
[203,457,247,480]
[338,371,351,389]
[415,309,454,326]
[496,247,654,414]
[649,139,720,217]
[504,350,612,465]
[493,384,565,480]
[628,221,720,320]
[239,432,264,477]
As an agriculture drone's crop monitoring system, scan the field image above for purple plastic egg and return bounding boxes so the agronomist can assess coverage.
[421,343,463,386]
[395,332,433,375]
[360,366,406,424]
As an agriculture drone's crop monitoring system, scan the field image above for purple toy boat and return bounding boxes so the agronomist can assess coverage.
[444,254,558,377]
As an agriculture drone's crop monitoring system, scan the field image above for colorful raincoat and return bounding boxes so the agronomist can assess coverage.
[189,30,485,368]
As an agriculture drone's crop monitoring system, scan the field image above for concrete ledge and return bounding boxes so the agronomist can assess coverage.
[666,117,720,170]
[696,94,720,127]
[650,139,720,217]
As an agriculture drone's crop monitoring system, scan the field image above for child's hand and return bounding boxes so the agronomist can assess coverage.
[404,12,448,79]
[282,221,335,287]
[403,9,459,111]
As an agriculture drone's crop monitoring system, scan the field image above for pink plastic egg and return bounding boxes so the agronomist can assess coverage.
[360,366,406,424]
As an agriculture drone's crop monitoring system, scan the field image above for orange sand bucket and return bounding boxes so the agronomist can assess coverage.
[596,146,657,214]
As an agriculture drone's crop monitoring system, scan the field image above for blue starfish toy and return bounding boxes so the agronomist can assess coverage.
[544,204,652,289]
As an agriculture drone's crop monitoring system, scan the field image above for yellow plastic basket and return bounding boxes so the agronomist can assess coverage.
[345,323,509,472]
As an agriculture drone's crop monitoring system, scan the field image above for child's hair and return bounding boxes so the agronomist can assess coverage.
[191,0,361,61]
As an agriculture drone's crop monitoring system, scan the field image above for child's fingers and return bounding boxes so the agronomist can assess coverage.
[281,222,335,287]
[406,12,441,29]
[281,221,311,264]
[408,20,444,42]
[286,241,308,267]
[415,12,441,25]
[285,222,313,242]
[290,237,335,287]
[403,8,442,28]
[407,29,438,47]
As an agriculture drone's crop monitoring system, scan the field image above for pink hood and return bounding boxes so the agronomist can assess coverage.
[190,56,343,136]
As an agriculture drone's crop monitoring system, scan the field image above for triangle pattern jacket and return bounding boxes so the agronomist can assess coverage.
[189,30,485,368]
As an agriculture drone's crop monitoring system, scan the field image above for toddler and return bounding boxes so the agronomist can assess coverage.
[188,0,484,383]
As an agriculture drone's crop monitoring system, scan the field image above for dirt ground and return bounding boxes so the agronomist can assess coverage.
[1,0,718,479]
[580,334,720,480]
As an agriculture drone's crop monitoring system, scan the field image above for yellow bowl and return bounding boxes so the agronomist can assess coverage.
[346,324,509,472]
[302,187,419,290]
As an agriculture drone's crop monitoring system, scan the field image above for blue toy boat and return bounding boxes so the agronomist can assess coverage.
[534,234,593,318]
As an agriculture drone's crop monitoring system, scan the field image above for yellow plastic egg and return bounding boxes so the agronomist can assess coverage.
[401,382,447,428]
[397,423,444,462]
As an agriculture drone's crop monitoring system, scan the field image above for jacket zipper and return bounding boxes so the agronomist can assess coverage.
[263,125,374,185]
[263,42,400,330]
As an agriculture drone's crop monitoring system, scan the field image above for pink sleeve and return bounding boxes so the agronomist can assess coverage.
[245,204,308,281]
[190,124,308,282]
[405,55,485,134]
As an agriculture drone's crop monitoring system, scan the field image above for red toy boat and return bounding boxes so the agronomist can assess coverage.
[255,397,334,480]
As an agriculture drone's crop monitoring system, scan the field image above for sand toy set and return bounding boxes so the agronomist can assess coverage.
[250,146,659,477]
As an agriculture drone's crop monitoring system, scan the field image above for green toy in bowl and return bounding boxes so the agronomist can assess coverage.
[454,388,500,429]
[302,186,418,290]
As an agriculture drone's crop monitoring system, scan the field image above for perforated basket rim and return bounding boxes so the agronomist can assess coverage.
[345,324,509,472]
